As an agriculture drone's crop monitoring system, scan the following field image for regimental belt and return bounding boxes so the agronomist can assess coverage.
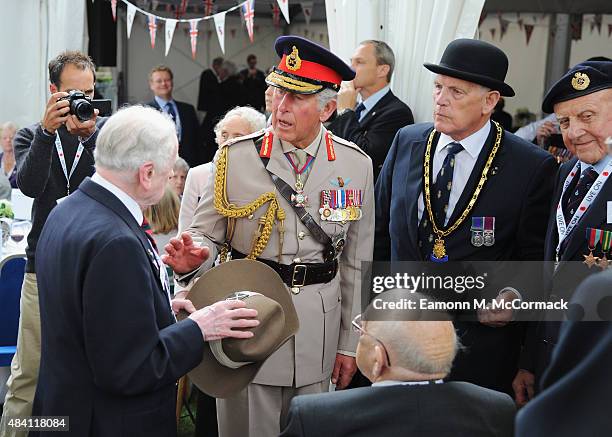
[423,121,503,262]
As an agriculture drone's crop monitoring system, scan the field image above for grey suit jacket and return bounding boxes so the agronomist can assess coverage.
[281,381,516,437]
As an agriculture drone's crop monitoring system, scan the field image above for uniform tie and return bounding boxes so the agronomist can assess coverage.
[292,148,312,184]
[563,167,598,224]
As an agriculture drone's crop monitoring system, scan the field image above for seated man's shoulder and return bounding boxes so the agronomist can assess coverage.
[445,381,515,410]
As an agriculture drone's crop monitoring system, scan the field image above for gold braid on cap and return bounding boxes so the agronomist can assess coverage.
[213,146,285,261]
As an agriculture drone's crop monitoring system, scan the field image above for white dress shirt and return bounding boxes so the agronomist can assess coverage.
[418,122,492,226]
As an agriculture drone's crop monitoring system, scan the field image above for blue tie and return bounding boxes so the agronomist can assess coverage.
[354,103,366,121]
[165,102,177,123]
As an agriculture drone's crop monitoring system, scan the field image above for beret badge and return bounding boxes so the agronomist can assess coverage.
[571,72,590,91]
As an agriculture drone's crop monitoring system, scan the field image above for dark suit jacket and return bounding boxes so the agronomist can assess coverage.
[281,381,516,437]
[374,122,557,394]
[146,99,201,167]
[516,271,612,437]
[519,157,612,380]
[31,178,205,437]
[327,90,413,181]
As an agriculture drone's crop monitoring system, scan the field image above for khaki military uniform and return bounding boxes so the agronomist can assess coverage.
[185,125,374,436]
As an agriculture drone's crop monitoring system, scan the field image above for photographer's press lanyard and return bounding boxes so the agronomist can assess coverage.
[555,159,612,261]
[55,135,84,195]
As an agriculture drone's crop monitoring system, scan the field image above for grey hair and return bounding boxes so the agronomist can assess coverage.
[173,157,190,173]
[94,105,177,174]
[1,122,18,133]
[214,106,266,138]
[317,88,338,110]
[222,60,237,76]
[360,40,395,82]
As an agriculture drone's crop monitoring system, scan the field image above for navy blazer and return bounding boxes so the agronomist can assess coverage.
[281,381,516,437]
[519,157,612,380]
[146,99,202,167]
[31,178,205,437]
[516,271,612,437]
[327,90,413,181]
[374,121,557,395]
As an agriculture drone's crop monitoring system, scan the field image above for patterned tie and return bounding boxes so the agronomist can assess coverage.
[418,142,464,258]
[563,167,598,224]
[354,103,366,121]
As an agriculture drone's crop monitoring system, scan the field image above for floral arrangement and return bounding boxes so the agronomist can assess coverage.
[0,199,14,219]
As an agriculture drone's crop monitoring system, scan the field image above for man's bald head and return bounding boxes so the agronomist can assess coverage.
[356,290,459,382]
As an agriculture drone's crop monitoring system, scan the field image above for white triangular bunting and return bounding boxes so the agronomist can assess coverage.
[277,0,290,24]
[165,19,177,56]
[126,3,136,39]
[213,11,227,53]
[189,19,199,59]
[300,1,313,26]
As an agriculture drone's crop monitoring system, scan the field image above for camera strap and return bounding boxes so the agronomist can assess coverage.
[54,135,84,195]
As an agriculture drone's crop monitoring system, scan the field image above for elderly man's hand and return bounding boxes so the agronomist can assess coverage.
[478,290,517,327]
[162,232,209,274]
[332,353,357,390]
[189,299,259,341]
[65,110,98,138]
[336,81,360,112]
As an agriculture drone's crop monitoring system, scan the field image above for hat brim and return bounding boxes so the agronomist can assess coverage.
[178,259,299,398]
[266,69,337,95]
[424,63,515,97]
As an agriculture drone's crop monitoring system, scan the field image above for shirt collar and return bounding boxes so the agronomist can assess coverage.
[372,379,444,387]
[580,154,612,175]
[154,95,174,108]
[280,125,324,157]
[437,121,491,159]
[91,173,143,225]
[361,86,390,115]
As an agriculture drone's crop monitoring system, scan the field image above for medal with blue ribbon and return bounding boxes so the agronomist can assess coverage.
[471,217,484,247]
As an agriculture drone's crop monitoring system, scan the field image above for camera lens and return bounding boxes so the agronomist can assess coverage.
[72,99,94,121]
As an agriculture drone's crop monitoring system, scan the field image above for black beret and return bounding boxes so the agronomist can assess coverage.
[542,61,612,113]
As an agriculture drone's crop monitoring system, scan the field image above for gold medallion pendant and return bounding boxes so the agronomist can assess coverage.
[423,121,503,263]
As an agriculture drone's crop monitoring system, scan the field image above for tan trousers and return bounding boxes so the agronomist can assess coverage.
[0,273,40,437]
[217,380,329,437]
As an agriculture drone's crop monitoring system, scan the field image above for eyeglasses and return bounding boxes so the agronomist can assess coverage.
[351,314,392,367]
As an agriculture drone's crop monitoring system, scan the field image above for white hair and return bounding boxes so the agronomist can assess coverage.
[317,88,338,110]
[1,121,18,134]
[173,157,190,173]
[214,106,266,137]
[94,105,177,173]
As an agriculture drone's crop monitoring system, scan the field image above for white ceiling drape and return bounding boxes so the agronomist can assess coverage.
[325,0,485,123]
[0,0,88,128]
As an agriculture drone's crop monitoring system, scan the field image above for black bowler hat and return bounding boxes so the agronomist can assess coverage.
[424,38,515,97]
[266,35,355,94]
[541,61,612,113]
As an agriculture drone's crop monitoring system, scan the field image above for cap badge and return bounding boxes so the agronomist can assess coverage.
[286,46,302,72]
[571,72,590,91]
